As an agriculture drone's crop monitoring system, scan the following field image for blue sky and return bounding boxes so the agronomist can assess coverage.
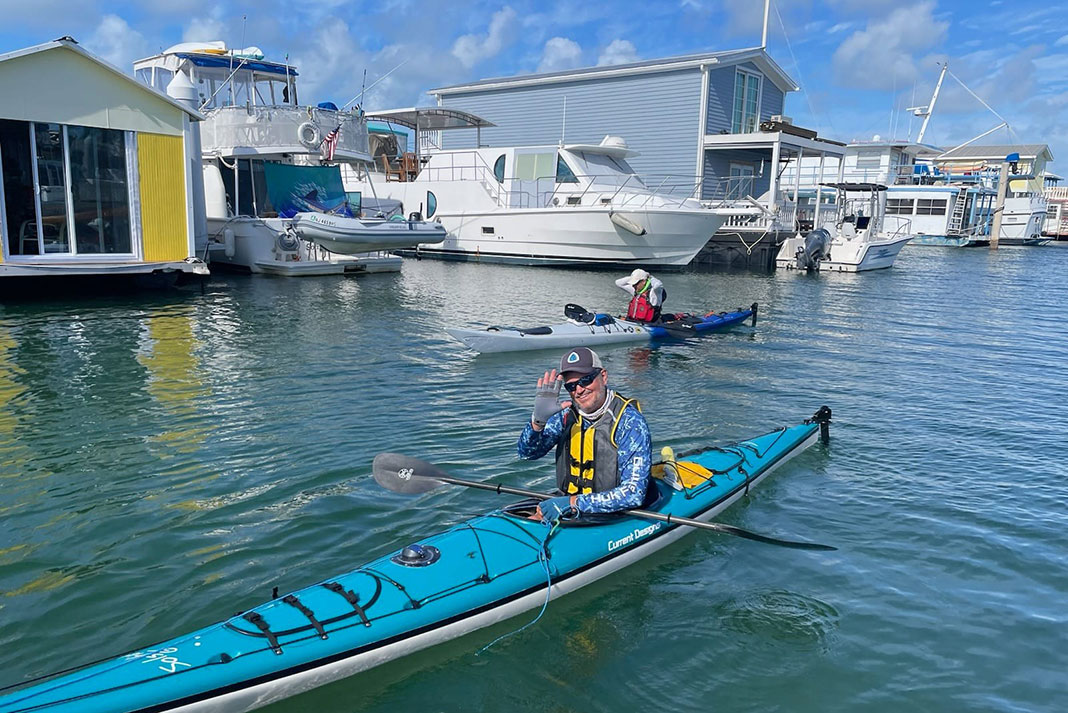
[1,0,1064,169]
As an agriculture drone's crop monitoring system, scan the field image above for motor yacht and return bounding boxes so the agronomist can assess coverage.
[134,43,440,276]
[342,108,748,268]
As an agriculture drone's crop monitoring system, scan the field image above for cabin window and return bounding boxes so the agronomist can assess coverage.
[556,156,579,183]
[0,119,39,255]
[731,70,761,133]
[915,198,947,215]
[885,198,915,215]
[152,69,174,94]
[515,152,555,180]
[855,148,882,170]
[426,190,437,219]
[493,154,506,183]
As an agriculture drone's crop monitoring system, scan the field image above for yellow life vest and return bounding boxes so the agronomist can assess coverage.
[554,393,641,495]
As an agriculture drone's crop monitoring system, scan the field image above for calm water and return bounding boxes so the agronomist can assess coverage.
[1,246,1066,712]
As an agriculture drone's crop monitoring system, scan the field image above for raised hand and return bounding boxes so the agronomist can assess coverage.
[531,369,563,429]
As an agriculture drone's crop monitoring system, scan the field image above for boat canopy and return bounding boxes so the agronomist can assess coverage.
[820,182,888,192]
[365,107,494,131]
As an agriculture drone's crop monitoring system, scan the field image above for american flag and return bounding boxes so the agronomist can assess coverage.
[321,123,342,160]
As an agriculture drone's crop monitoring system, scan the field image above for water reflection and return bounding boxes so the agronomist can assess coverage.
[136,307,213,454]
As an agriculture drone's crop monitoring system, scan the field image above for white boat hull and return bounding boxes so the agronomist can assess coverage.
[409,208,724,267]
[447,320,653,354]
[291,212,446,255]
[776,234,912,273]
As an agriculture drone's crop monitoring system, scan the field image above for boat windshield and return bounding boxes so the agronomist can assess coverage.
[570,151,644,189]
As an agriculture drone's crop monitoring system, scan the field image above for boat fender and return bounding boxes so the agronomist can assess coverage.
[609,211,647,236]
[297,121,321,149]
[223,227,235,258]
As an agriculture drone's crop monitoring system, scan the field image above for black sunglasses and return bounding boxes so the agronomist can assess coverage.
[563,369,602,393]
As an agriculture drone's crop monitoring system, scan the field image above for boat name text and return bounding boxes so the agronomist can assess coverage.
[123,647,192,674]
[607,522,662,552]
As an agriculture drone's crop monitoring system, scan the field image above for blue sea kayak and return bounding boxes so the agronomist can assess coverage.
[0,409,828,713]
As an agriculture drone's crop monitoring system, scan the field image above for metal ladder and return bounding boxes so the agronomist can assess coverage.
[947,187,969,234]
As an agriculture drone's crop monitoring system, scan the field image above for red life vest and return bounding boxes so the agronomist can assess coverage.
[626,280,658,322]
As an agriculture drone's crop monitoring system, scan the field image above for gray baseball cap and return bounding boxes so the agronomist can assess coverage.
[559,347,603,376]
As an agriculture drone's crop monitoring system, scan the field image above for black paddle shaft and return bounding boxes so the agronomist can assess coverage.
[372,453,836,551]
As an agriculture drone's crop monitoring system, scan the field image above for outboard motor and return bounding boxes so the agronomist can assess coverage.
[795,228,832,272]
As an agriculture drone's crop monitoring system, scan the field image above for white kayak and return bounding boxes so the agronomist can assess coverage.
[291,212,447,255]
[447,303,757,354]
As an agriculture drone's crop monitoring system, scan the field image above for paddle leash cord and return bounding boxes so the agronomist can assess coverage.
[477,519,560,655]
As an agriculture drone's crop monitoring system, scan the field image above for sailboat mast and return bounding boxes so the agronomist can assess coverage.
[916,63,947,144]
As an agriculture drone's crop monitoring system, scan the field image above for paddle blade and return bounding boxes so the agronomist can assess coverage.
[372,453,446,495]
[712,522,837,551]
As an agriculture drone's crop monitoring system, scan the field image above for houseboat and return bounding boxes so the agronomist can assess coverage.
[0,38,208,290]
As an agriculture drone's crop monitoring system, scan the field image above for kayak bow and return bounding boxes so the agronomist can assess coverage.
[0,407,830,713]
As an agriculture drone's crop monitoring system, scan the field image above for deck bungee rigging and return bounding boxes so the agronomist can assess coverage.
[0,407,832,713]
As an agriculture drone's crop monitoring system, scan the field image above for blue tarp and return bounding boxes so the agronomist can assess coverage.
[263,163,352,219]
[176,53,297,76]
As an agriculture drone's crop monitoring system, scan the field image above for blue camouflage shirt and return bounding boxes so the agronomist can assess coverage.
[517,400,651,514]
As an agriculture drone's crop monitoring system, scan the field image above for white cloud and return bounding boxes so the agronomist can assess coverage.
[84,14,151,70]
[597,39,639,66]
[451,6,517,69]
[538,37,583,73]
[832,2,948,90]
[829,22,852,33]
[1055,34,1068,47]
[182,14,228,43]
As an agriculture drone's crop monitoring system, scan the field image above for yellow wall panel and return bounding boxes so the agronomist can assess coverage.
[138,133,189,262]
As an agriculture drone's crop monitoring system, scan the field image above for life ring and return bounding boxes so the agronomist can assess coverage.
[297,122,321,149]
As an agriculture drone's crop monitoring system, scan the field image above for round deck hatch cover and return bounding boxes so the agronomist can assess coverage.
[391,543,440,567]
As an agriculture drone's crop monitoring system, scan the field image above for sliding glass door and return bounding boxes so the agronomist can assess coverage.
[0,119,134,258]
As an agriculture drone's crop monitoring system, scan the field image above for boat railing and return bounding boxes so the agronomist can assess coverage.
[412,154,714,210]
[880,214,914,239]
[414,151,507,203]
[201,105,370,159]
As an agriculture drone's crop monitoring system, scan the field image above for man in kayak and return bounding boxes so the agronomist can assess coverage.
[615,268,666,323]
[517,347,652,522]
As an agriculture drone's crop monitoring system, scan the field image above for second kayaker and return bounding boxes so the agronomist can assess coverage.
[615,268,666,323]
[517,347,652,522]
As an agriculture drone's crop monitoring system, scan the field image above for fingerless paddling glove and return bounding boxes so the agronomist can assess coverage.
[532,378,563,427]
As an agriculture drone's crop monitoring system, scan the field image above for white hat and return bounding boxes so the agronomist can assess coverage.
[627,268,649,285]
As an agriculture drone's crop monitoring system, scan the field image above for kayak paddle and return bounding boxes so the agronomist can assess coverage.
[372,453,836,551]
